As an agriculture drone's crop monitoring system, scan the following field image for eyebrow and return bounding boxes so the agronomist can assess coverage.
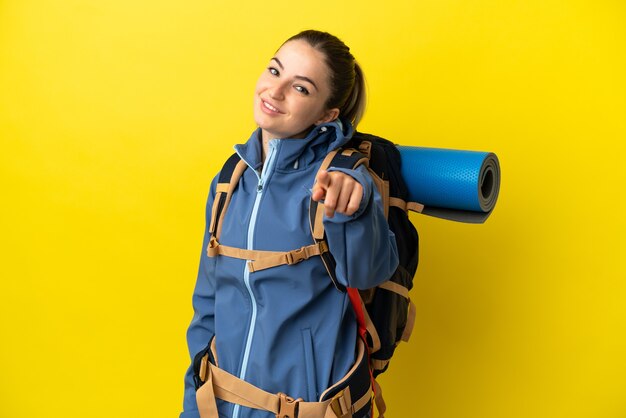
[271,57,319,91]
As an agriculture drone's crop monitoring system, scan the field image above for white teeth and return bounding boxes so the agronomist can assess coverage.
[263,101,278,112]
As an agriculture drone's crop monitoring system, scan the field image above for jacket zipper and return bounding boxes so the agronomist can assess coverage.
[232,140,279,418]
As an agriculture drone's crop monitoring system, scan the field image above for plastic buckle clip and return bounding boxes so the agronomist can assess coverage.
[276,392,300,418]
[286,248,306,265]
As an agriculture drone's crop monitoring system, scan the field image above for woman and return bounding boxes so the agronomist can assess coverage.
[181,30,399,418]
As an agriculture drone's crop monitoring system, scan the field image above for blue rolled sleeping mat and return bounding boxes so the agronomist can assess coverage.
[396,146,501,223]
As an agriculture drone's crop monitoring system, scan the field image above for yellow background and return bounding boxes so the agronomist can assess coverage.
[1,0,625,417]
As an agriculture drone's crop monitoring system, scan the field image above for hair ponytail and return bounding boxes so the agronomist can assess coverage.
[340,61,366,128]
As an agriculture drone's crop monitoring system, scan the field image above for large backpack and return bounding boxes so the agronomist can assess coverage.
[201,131,422,417]
[313,132,420,378]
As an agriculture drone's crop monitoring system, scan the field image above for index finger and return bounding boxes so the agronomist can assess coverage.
[315,169,331,189]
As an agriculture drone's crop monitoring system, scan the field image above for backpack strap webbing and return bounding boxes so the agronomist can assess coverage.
[377,281,409,298]
[401,300,417,343]
[209,153,248,241]
[388,197,424,213]
[207,237,329,273]
[372,379,387,418]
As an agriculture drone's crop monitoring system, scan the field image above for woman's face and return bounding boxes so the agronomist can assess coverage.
[253,40,339,141]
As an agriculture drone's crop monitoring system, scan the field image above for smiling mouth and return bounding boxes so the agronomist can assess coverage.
[262,100,282,113]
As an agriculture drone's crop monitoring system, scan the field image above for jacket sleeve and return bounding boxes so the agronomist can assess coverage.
[180,176,219,418]
[324,165,399,289]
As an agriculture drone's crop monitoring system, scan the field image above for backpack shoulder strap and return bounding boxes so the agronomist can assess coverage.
[209,153,248,241]
[206,152,331,272]
[309,147,369,292]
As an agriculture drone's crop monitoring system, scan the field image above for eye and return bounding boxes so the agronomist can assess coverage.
[268,67,279,76]
[294,85,310,95]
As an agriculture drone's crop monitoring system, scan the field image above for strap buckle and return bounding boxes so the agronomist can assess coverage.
[286,248,307,265]
[276,392,301,418]
[207,237,220,257]
[329,389,352,418]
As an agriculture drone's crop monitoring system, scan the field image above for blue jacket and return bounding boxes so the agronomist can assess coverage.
[180,120,399,418]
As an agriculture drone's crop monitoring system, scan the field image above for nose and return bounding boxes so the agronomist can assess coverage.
[268,81,287,100]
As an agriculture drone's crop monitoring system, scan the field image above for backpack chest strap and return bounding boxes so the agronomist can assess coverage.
[207,237,329,273]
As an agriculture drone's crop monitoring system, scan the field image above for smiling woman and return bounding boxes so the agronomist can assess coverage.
[254,41,338,141]
[253,32,366,160]
[179,30,398,418]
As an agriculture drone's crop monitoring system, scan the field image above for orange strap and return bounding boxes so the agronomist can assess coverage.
[361,303,381,354]
[372,379,387,418]
[388,197,424,213]
[312,202,326,240]
[207,237,329,273]
[209,159,249,241]
[319,149,340,173]
[378,281,410,299]
[389,197,424,213]
[401,300,417,343]
[370,359,389,374]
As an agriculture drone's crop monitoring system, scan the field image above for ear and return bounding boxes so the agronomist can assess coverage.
[314,108,340,125]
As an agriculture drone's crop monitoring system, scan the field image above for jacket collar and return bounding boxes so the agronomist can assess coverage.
[234,119,354,172]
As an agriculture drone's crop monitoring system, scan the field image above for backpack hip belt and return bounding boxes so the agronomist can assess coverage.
[195,337,374,418]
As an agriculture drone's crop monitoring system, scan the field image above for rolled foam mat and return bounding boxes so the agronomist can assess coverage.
[397,146,501,223]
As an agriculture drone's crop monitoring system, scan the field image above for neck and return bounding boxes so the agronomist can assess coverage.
[261,130,273,163]
[260,126,316,162]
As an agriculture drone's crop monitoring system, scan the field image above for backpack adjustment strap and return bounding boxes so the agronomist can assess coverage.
[388,197,424,213]
[329,387,352,418]
[327,385,373,418]
[198,353,210,384]
[377,281,410,299]
[248,241,329,272]
[357,140,372,159]
[401,300,417,343]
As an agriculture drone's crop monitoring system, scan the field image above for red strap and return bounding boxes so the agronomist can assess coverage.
[346,288,367,341]
[347,287,381,416]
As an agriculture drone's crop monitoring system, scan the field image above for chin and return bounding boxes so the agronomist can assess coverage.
[254,118,275,133]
